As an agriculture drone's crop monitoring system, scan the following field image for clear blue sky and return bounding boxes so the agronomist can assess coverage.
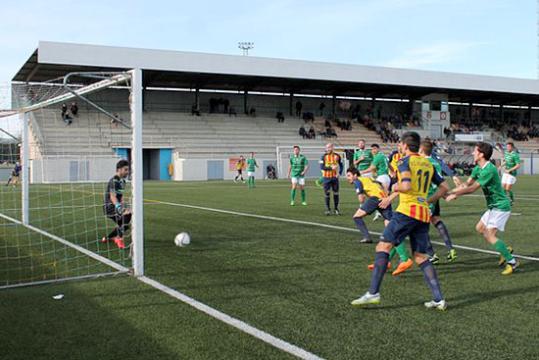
[0,0,537,84]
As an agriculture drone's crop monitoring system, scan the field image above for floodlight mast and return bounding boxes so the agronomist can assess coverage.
[238,42,254,56]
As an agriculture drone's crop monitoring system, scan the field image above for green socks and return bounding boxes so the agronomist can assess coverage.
[291,189,296,201]
[247,177,255,188]
[301,189,306,202]
[388,244,409,262]
[509,190,514,202]
[388,247,397,261]
[493,239,514,261]
[395,243,410,262]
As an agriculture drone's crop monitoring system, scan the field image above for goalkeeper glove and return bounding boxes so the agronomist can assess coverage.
[115,203,123,215]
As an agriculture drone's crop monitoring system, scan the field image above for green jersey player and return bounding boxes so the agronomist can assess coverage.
[365,144,390,190]
[446,142,519,275]
[287,145,309,206]
[246,152,258,189]
[501,142,521,204]
[353,139,373,176]
[419,140,457,264]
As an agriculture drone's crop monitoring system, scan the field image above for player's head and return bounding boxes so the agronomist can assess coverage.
[400,131,420,154]
[473,142,493,163]
[116,159,130,178]
[357,139,365,149]
[420,140,433,156]
[293,145,300,155]
[371,143,379,155]
[346,167,360,183]
[506,142,514,152]
[325,143,334,153]
[239,155,244,160]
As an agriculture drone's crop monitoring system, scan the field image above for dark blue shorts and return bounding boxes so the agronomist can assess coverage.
[382,212,431,254]
[323,177,339,193]
[360,196,392,220]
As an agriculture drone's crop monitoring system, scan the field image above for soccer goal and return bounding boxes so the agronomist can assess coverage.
[276,145,353,179]
[0,69,144,289]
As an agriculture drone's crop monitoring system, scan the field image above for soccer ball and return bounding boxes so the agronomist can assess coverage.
[174,232,191,247]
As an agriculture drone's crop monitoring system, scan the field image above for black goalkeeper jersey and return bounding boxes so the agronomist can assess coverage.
[104,175,126,214]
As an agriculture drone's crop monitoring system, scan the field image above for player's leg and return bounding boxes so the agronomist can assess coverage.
[431,208,457,261]
[501,173,515,203]
[103,213,125,249]
[299,178,307,205]
[5,176,11,186]
[290,178,297,205]
[410,225,446,310]
[323,178,331,214]
[353,207,372,243]
[332,179,340,215]
[478,211,518,274]
[352,214,409,306]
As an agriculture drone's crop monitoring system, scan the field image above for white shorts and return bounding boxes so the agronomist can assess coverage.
[501,173,517,185]
[480,209,511,231]
[291,177,305,186]
[376,174,391,190]
[247,171,255,177]
[361,171,373,178]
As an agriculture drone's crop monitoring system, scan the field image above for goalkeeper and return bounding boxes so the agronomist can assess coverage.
[101,160,131,249]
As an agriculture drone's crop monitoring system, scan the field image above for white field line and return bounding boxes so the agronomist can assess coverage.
[0,208,324,360]
[147,199,539,262]
[138,276,324,360]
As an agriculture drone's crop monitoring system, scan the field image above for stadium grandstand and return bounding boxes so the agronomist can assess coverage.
[11,41,539,181]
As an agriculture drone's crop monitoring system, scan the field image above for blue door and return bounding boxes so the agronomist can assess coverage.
[207,160,224,180]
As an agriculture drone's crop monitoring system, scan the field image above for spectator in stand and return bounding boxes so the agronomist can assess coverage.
[228,106,237,117]
[191,103,201,116]
[319,102,326,116]
[223,99,230,114]
[249,107,256,117]
[324,118,331,128]
[299,125,307,139]
[63,111,73,126]
[295,101,303,118]
[61,103,67,118]
[276,112,285,123]
[70,102,78,116]
[308,126,316,139]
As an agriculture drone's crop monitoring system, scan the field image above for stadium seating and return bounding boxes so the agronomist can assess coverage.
[30,109,327,158]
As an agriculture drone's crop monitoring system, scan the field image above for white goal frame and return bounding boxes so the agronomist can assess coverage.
[0,68,145,287]
[276,145,353,178]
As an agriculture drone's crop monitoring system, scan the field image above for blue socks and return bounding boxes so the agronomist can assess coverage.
[369,252,389,294]
[354,217,371,240]
[420,260,444,302]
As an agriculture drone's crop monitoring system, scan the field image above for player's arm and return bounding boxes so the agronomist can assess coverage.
[354,181,366,203]
[363,161,377,176]
[287,159,292,178]
[427,171,449,204]
[319,156,332,171]
[302,162,309,176]
[378,190,399,209]
[353,154,363,166]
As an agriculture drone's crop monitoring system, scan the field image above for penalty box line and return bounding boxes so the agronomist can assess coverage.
[146,199,539,263]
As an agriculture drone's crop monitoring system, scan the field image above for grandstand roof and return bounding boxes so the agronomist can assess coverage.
[13,41,539,105]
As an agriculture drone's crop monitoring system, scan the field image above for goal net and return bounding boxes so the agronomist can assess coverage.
[276,145,353,179]
[0,71,143,288]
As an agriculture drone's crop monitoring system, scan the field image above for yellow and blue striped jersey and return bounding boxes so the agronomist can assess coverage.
[396,154,444,223]
[353,177,386,199]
